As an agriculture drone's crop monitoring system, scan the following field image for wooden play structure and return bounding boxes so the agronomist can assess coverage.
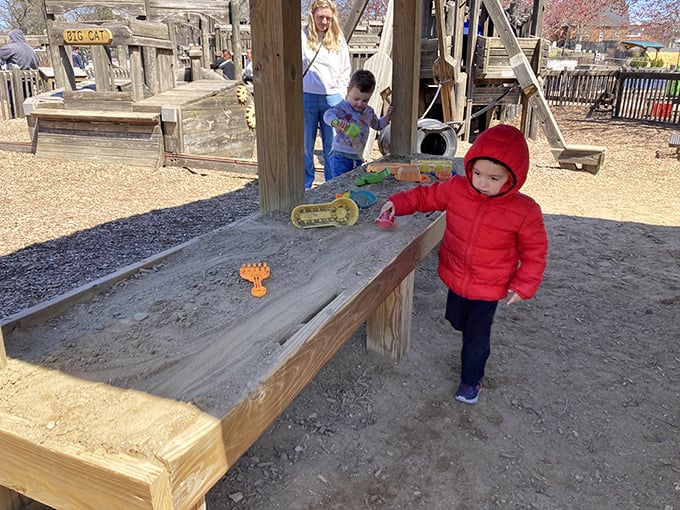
[415,0,605,173]
[1,1,608,509]
[26,0,256,168]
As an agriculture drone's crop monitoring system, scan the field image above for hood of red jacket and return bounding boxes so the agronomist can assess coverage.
[464,124,530,198]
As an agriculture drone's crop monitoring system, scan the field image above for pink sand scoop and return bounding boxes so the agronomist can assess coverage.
[374,210,395,229]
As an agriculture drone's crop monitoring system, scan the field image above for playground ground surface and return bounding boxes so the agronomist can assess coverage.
[1,107,679,509]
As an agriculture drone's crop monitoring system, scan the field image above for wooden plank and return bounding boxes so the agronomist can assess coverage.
[45,0,146,16]
[31,109,159,123]
[366,270,414,361]
[33,116,163,167]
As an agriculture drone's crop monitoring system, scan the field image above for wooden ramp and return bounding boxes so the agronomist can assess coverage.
[481,0,606,174]
[0,162,446,509]
[29,80,254,167]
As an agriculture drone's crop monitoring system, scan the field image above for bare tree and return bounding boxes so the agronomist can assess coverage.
[0,0,45,34]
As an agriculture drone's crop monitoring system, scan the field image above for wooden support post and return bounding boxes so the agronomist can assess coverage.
[250,0,305,212]
[367,271,415,362]
[143,47,160,96]
[343,0,370,41]
[230,0,243,79]
[391,0,422,156]
[92,46,114,92]
[129,45,145,100]
[463,0,481,141]
[188,46,202,82]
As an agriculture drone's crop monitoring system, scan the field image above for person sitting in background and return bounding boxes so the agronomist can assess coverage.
[242,48,253,83]
[0,29,38,70]
[0,29,38,118]
[211,49,235,80]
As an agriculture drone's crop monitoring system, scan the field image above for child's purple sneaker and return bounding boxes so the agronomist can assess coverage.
[455,382,482,404]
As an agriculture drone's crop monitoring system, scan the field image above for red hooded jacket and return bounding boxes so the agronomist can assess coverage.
[388,124,548,301]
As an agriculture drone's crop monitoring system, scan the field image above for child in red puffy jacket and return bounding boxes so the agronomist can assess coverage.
[380,124,548,404]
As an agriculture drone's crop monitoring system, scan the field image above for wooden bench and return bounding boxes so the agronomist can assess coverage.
[0,164,446,510]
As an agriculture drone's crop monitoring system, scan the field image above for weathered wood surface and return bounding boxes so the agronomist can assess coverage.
[0,162,448,509]
[474,36,548,81]
[31,110,164,167]
[0,360,226,510]
[45,0,147,16]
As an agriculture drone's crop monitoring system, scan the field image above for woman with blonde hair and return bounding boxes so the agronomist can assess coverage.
[302,0,351,188]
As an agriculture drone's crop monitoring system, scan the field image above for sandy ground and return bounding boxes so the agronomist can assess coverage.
[1,107,680,509]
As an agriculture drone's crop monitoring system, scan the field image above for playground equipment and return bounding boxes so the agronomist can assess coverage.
[26,0,256,168]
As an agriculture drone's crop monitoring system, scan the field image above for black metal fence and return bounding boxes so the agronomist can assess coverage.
[543,69,680,125]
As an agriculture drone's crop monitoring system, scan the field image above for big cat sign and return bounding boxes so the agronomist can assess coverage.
[63,28,113,45]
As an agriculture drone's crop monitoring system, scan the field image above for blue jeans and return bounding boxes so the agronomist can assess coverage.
[445,290,498,386]
[330,152,363,178]
[303,92,342,188]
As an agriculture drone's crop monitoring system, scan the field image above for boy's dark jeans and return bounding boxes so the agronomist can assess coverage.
[445,290,498,386]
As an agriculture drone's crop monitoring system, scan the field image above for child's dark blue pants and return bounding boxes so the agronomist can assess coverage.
[444,290,498,386]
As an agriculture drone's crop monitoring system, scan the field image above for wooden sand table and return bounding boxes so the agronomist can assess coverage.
[0,164,447,509]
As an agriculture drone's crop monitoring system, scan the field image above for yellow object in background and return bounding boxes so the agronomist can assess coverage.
[410,159,454,173]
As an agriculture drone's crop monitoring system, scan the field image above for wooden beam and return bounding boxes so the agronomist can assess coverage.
[391,0,421,156]
[343,0,370,41]
[0,360,227,510]
[250,0,305,212]
[366,270,414,362]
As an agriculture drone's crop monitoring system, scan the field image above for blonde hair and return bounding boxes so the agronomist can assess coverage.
[306,0,344,52]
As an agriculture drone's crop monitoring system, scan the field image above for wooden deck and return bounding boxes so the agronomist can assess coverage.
[0,162,448,509]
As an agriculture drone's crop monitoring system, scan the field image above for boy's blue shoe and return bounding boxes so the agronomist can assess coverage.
[455,382,482,404]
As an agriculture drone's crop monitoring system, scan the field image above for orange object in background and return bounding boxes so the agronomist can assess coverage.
[395,165,430,183]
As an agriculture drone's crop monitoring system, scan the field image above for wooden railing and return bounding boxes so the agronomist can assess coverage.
[0,68,48,120]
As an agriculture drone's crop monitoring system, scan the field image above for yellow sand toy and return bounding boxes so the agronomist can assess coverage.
[291,196,359,228]
[240,262,270,297]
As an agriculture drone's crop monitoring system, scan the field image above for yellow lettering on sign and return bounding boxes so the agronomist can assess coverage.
[62,28,113,46]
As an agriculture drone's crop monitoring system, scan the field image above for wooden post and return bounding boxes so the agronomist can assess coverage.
[464,0,481,141]
[367,271,414,362]
[188,46,202,83]
[250,0,305,212]
[92,46,114,92]
[343,0,370,41]
[129,45,145,100]
[391,0,422,156]
[230,0,243,79]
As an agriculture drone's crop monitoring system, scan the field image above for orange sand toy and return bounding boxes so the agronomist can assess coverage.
[395,165,430,183]
[240,262,270,297]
